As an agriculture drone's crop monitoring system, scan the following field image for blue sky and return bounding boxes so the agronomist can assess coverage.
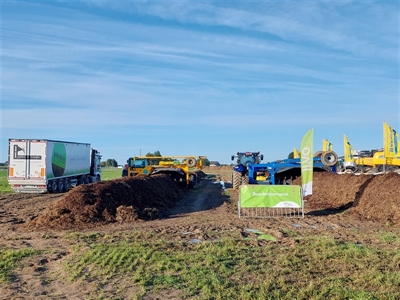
[1,0,399,165]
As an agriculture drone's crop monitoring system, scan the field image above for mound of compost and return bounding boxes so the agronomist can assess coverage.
[294,172,400,225]
[26,174,186,230]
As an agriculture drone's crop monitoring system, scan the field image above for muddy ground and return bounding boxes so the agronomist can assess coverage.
[0,166,400,299]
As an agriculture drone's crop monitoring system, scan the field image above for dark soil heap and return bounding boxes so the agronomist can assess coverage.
[26,170,400,231]
[26,174,186,230]
[295,172,400,225]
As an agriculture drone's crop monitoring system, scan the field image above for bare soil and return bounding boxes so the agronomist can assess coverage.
[1,166,400,299]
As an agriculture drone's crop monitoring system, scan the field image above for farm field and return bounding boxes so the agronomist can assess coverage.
[0,166,400,299]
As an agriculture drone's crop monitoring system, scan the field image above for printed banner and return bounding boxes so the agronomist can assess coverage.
[343,134,354,163]
[240,185,302,208]
[384,121,398,158]
[301,129,314,196]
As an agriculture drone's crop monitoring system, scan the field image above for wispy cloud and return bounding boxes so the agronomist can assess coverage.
[1,1,398,163]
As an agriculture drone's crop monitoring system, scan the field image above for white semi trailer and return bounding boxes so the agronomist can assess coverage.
[8,139,102,193]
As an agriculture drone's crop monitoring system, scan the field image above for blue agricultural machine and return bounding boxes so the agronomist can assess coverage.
[231,151,264,189]
[231,150,338,189]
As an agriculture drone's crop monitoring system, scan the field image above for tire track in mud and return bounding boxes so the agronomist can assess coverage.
[164,178,227,217]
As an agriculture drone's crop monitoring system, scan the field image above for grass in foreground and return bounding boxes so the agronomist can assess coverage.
[64,231,400,300]
[0,248,42,283]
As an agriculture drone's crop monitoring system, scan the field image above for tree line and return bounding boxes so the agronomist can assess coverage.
[101,151,211,167]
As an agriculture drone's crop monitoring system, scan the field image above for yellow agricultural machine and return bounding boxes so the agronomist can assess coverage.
[122,155,207,188]
[342,129,400,173]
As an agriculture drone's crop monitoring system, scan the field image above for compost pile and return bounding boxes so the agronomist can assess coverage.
[25,169,400,231]
[294,171,400,225]
[26,174,187,230]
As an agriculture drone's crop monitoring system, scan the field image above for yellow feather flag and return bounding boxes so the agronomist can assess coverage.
[343,134,354,163]
[293,147,301,158]
[322,139,333,151]
[383,121,397,158]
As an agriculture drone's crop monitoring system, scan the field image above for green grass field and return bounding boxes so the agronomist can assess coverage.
[0,168,122,193]
[62,231,400,300]
[101,167,123,180]
[0,169,12,193]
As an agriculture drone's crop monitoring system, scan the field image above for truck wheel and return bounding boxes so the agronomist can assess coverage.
[51,180,58,193]
[80,176,87,185]
[58,179,65,193]
[233,171,241,189]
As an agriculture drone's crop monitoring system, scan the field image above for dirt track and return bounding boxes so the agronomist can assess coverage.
[1,166,400,299]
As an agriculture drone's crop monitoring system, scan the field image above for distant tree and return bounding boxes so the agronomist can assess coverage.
[288,152,294,159]
[105,159,118,167]
[145,151,163,165]
[145,151,162,157]
[202,158,210,166]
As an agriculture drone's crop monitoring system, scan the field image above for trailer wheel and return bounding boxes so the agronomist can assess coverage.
[58,179,65,193]
[51,180,58,193]
[65,179,71,191]
[47,182,53,193]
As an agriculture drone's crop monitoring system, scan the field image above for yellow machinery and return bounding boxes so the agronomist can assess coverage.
[123,156,207,188]
[355,151,400,169]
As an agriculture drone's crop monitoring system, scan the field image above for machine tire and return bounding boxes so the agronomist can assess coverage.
[313,151,324,158]
[321,151,338,167]
[189,173,197,185]
[233,171,242,189]
[186,157,197,168]
[58,179,65,193]
[241,174,249,185]
[96,175,101,182]
[188,180,195,189]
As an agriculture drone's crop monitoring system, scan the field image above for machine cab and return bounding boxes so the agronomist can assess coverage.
[128,157,149,168]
